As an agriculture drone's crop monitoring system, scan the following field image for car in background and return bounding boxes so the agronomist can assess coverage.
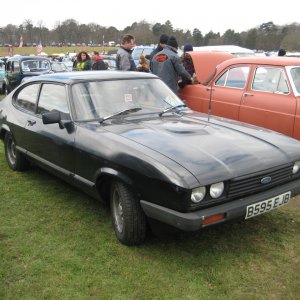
[1,71,300,245]
[0,59,5,94]
[3,56,51,94]
[51,61,68,73]
[179,52,300,140]
[193,45,256,57]
[102,55,116,70]
[131,46,155,65]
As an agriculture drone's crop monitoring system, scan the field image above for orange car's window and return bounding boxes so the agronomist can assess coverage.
[215,66,249,89]
[252,67,289,94]
[290,67,300,94]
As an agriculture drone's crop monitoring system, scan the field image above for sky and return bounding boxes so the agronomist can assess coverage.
[0,0,298,35]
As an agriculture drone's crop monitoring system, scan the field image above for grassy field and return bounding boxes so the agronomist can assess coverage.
[0,94,299,299]
[0,46,115,57]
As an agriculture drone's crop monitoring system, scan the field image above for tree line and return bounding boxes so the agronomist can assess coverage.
[0,19,300,51]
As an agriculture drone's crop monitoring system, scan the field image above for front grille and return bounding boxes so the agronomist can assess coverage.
[228,164,293,199]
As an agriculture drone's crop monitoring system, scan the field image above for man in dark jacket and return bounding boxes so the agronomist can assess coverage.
[151,36,192,94]
[149,34,169,71]
[116,34,137,71]
[92,51,107,70]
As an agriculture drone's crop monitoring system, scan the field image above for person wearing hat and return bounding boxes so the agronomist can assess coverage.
[149,34,169,71]
[181,43,195,76]
[278,48,286,56]
[151,36,192,94]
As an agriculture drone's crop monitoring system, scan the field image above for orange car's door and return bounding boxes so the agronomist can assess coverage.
[209,65,251,120]
[239,66,296,137]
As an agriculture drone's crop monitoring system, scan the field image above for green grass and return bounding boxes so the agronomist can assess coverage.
[0,117,299,299]
[0,47,115,57]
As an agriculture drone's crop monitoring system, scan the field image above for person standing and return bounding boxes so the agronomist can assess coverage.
[75,51,92,71]
[149,34,169,71]
[151,36,192,94]
[278,49,286,56]
[91,51,107,70]
[116,34,137,71]
[181,43,195,76]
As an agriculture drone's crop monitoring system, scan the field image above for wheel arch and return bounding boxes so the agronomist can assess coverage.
[0,124,10,141]
[95,167,137,205]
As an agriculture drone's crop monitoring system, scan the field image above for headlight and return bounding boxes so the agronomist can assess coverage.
[210,182,224,198]
[191,186,206,203]
[292,161,300,174]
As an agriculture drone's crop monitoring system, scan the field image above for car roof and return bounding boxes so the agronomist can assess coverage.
[7,55,50,61]
[218,56,300,68]
[27,71,158,84]
[188,52,235,84]
[189,52,300,84]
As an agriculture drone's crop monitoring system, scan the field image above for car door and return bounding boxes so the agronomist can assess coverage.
[21,82,76,176]
[209,65,251,120]
[239,66,296,137]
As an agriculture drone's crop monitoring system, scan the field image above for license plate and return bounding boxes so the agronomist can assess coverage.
[245,191,291,219]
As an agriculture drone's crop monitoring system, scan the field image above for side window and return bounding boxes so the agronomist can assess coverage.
[15,84,40,112]
[215,66,249,89]
[12,61,20,73]
[6,61,11,72]
[252,67,289,94]
[37,84,69,115]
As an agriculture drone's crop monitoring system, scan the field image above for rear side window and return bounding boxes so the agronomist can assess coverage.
[252,67,289,94]
[215,66,250,89]
[15,84,40,112]
[12,61,20,73]
[37,84,69,115]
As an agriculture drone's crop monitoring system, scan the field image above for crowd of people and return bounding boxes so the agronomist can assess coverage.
[115,33,197,94]
[72,50,108,71]
[70,33,197,94]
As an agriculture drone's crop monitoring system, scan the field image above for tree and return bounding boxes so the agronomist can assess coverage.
[192,28,203,46]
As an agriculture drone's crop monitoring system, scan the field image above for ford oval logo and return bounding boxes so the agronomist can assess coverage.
[261,176,272,184]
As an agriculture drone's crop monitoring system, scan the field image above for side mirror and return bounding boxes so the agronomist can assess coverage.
[42,110,73,131]
[42,110,61,124]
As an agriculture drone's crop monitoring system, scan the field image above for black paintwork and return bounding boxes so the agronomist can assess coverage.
[1,72,300,229]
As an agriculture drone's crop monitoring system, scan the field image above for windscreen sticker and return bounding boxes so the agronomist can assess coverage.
[124,94,133,102]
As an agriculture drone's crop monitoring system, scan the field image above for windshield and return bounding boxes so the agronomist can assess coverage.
[21,59,51,72]
[290,67,300,95]
[71,78,184,121]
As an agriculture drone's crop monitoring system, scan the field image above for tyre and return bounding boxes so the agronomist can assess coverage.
[110,181,146,245]
[4,132,29,171]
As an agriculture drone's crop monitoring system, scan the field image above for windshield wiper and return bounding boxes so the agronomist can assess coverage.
[159,104,186,117]
[99,107,142,123]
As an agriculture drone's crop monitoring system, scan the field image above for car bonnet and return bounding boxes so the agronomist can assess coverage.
[188,51,235,84]
[104,114,300,185]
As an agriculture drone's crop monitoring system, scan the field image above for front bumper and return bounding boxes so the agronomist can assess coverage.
[140,178,300,231]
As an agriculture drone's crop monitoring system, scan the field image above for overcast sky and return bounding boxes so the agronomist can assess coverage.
[0,0,298,35]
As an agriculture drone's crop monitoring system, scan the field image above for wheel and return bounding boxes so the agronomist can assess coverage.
[110,181,146,245]
[4,132,29,171]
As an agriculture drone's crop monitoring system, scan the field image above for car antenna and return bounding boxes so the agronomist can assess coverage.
[204,68,216,122]
[207,85,214,122]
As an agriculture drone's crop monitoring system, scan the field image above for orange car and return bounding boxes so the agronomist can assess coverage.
[180,52,300,140]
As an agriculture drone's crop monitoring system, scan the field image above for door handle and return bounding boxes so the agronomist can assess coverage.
[27,120,36,126]
[206,87,214,91]
[242,92,253,97]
